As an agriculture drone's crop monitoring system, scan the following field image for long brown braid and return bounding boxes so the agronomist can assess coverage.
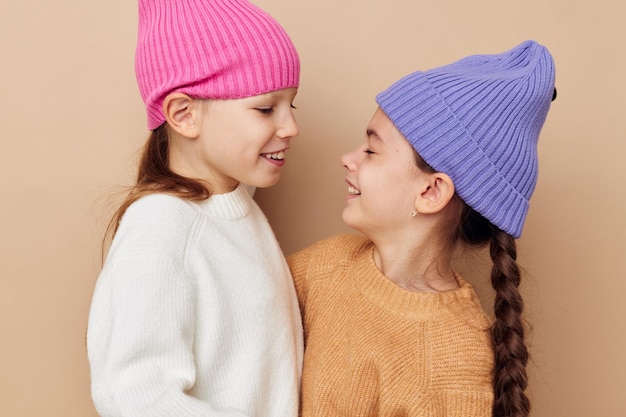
[489,229,529,417]
[459,205,530,417]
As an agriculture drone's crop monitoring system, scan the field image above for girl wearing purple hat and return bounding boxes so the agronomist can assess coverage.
[87,1,302,416]
[289,40,556,417]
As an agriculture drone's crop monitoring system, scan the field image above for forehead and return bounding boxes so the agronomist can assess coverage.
[367,108,411,148]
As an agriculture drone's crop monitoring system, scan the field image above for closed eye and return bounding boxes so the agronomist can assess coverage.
[256,102,296,114]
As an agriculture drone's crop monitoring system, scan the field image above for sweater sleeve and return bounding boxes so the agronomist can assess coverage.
[286,245,312,317]
[88,255,249,417]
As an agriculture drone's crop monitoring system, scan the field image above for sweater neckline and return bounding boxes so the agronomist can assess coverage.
[352,242,481,320]
[194,183,254,219]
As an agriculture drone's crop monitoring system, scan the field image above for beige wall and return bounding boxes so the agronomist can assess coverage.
[0,0,623,416]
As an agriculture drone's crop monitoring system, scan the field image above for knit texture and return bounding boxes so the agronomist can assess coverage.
[136,0,300,129]
[288,234,494,417]
[87,185,303,417]
[376,40,556,238]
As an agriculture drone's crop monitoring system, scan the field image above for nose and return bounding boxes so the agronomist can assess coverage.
[278,112,299,139]
[341,148,359,172]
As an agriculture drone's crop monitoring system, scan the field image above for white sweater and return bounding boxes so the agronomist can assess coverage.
[87,185,303,417]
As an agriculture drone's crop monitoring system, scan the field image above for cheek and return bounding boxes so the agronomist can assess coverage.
[244,128,273,151]
[368,165,405,188]
[226,135,262,158]
[377,169,417,204]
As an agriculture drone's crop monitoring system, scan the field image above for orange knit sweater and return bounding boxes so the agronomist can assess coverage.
[288,234,494,417]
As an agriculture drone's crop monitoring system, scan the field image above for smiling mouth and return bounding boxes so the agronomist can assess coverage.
[347,184,361,195]
[261,151,285,161]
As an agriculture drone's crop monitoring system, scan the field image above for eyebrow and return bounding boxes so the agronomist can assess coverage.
[366,128,383,142]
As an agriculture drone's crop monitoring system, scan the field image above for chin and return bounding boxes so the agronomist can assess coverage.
[249,175,281,189]
[342,209,372,238]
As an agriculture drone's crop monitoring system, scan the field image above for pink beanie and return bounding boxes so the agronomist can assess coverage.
[135,0,300,130]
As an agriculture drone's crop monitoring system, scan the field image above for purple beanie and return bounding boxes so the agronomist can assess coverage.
[135,0,300,130]
[376,40,556,238]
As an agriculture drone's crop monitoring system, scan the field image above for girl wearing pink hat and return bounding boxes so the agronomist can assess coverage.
[87,1,302,416]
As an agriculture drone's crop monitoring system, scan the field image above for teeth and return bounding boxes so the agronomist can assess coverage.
[348,185,360,195]
[264,151,285,160]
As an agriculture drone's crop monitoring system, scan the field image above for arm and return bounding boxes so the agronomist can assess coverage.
[87,255,248,417]
[287,250,310,317]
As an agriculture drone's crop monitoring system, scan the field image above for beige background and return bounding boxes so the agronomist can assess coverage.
[0,0,624,416]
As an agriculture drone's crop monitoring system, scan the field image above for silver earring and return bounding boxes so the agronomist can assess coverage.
[411,210,418,217]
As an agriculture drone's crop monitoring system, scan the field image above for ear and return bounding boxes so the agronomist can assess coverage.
[413,172,455,214]
[162,92,203,139]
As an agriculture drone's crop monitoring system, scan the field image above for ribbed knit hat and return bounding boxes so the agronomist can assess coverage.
[376,40,555,238]
[136,0,300,130]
